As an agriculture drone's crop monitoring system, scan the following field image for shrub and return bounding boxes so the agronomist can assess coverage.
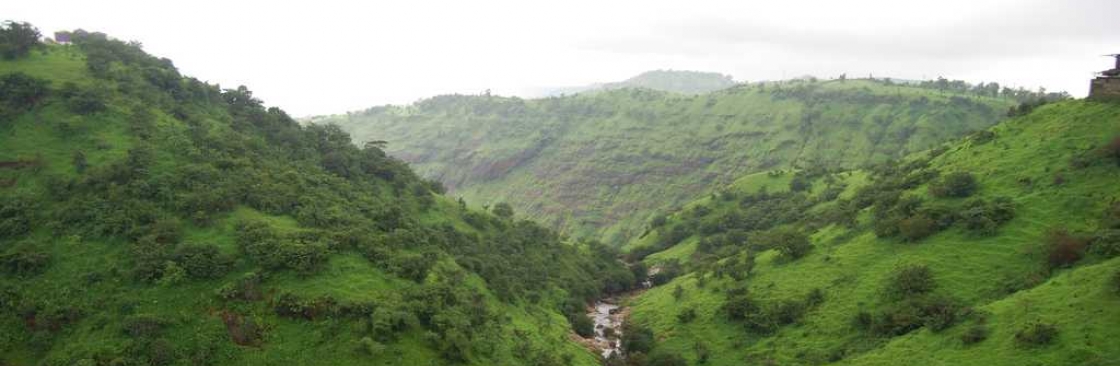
[122,314,169,338]
[805,288,826,307]
[1045,229,1088,269]
[570,313,594,338]
[173,243,231,279]
[0,193,35,239]
[0,246,50,276]
[647,353,688,366]
[766,228,812,260]
[886,264,936,299]
[961,324,989,345]
[772,299,807,325]
[621,321,655,355]
[1112,271,1120,295]
[870,301,924,336]
[723,291,775,333]
[356,336,386,357]
[918,296,959,332]
[1104,202,1120,229]
[1103,135,1120,167]
[929,171,978,198]
[1015,322,1058,347]
[60,82,109,115]
[1090,230,1120,258]
[960,197,1015,235]
[491,202,514,219]
[898,215,938,241]
[677,307,698,323]
[0,72,50,115]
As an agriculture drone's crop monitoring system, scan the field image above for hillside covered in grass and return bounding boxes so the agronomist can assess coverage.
[315,78,1049,245]
[0,25,637,365]
[619,100,1120,365]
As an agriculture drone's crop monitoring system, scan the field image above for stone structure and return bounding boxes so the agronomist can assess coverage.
[1089,54,1120,99]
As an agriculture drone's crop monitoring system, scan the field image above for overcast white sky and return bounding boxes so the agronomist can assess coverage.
[6,0,1118,116]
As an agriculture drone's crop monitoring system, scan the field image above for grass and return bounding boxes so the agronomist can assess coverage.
[626,100,1120,365]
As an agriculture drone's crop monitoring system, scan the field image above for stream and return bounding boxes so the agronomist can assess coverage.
[589,299,623,359]
[584,266,659,362]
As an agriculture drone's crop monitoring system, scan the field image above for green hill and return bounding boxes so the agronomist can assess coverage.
[0,28,635,365]
[315,79,1033,245]
[621,100,1120,365]
[601,70,737,95]
[537,70,737,97]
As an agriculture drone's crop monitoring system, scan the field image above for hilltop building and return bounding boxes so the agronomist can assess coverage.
[1089,54,1120,98]
[53,31,71,45]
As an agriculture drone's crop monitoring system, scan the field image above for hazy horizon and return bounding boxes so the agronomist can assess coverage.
[7,0,1117,116]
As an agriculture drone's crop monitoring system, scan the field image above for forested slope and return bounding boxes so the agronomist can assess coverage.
[0,27,635,365]
[318,77,1046,245]
[620,100,1120,365]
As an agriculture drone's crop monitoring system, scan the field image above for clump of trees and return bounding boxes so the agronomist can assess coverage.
[929,171,978,198]
[0,21,41,59]
[854,264,962,337]
[0,72,50,120]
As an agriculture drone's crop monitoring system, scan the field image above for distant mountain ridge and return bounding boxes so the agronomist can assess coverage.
[533,69,738,96]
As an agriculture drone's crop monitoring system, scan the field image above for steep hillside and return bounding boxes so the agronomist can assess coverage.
[622,100,1120,365]
[0,29,635,365]
[316,80,1031,245]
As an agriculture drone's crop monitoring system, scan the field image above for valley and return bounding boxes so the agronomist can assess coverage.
[2,13,1119,366]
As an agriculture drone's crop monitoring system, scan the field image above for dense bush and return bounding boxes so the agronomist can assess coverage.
[60,82,109,115]
[929,171,977,198]
[760,227,812,260]
[961,324,989,345]
[1102,135,1120,166]
[898,215,938,241]
[621,321,655,355]
[0,193,35,238]
[1112,271,1120,295]
[1015,322,1058,347]
[886,264,936,299]
[569,312,594,338]
[864,295,960,336]
[1089,230,1120,258]
[0,72,50,118]
[0,245,51,276]
[959,197,1015,235]
[647,353,688,366]
[172,243,231,279]
[1045,228,1088,269]
[677,307,698,323]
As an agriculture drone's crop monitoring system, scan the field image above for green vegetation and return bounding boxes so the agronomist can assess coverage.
[0,26,633,365]
[315,74,1052,246]
[625,100,1120,365]
[598,70,737,95]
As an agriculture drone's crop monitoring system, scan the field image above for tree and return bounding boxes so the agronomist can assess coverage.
[491,202,514,219]
[929,171,977,198]
[72,150,88,174]
[0,72,50,117]
[886,264,935,299]
[0,21,41,59]
[898,215,937,241]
